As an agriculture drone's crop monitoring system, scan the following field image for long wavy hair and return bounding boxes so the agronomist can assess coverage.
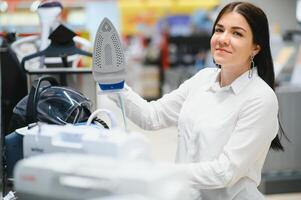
[212,2,285,151]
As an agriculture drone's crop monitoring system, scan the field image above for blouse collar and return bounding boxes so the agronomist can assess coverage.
[208,67,258,95]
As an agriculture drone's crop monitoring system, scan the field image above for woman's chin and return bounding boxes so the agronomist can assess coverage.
[214,58,225,65]
[213,59,229,67]
[214,61,224,66]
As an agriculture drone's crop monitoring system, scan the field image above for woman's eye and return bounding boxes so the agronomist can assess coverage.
[214,28,223,33]
[233,32,243,37]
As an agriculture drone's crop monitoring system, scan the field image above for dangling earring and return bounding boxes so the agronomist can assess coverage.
[248,55,255,78]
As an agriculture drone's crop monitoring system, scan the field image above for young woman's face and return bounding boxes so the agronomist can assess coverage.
[211,11,260,70]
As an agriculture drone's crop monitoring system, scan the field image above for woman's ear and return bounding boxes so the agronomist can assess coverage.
[253,44,261,56]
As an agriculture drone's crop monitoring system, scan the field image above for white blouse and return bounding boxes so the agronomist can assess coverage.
[110,67,279,200]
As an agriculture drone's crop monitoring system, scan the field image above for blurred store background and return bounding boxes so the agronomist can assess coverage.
[1,0,301,199]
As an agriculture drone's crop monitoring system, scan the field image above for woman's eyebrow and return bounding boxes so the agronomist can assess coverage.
[232,26,247,32]
[215,23,247,32]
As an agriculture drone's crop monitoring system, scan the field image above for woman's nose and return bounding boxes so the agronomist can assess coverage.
[218,32,230,46]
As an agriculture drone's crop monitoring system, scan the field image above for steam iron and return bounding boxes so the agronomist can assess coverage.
[92,17,126,92]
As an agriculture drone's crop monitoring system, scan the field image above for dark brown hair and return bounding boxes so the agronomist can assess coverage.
[212,2,285,151]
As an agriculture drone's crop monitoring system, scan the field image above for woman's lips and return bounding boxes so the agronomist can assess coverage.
[216,48,232,54]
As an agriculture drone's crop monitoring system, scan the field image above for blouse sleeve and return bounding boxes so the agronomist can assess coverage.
[108,68,214,130]
[109,77,192,130]
[176,92,279,189]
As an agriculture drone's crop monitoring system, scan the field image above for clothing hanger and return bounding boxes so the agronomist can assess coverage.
[21,24,92,71]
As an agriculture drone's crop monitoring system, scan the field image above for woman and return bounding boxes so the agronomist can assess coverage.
[110,2,283,199]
